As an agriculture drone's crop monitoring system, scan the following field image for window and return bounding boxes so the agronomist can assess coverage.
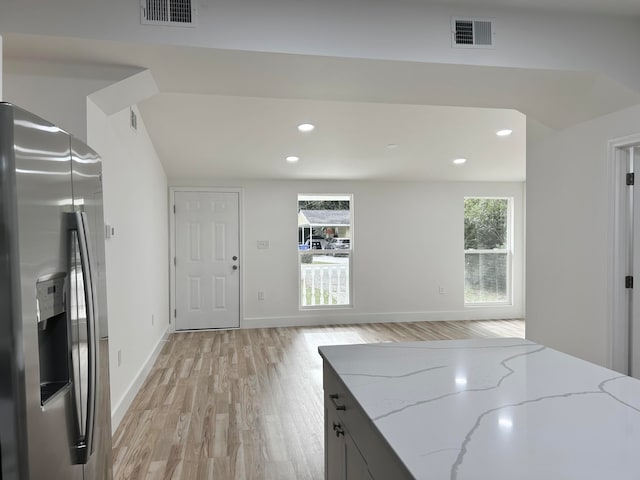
[298,194,352,308]
[464,197,511,304]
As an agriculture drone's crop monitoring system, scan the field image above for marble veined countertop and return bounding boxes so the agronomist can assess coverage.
[318,338,640,480]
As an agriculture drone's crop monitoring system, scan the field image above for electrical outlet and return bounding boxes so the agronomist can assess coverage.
[439,286,446,294]
[257,240,270,249]
[117,350,122,367]
[258,291,265,301]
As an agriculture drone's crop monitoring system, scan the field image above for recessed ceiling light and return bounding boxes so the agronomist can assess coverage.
[453,158,467,165]
[297,123,315,132]
[286,155,300,163]
[496,129,513,137]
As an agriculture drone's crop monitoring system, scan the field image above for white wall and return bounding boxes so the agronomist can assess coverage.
[3,59,136,141]
[1,2,639,92]
[527,104,640,368]
[87,102,169,430]
[172,179,525,326]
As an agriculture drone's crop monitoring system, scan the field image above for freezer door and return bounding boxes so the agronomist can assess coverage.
[0,103,30,479]
[70,138,113,480]
[9,104,84,479]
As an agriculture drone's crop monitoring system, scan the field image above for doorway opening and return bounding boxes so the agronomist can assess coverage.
[611,138,640,376]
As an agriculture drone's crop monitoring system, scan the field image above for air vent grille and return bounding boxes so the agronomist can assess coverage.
[452,18,494,48]
[455,20,474,45]
[141,0,196,27]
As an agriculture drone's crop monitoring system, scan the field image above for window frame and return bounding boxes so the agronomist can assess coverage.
[463,196,513,306]
[298,193,354,310]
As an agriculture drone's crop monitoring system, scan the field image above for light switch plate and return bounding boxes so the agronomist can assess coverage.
[257,240,270,249]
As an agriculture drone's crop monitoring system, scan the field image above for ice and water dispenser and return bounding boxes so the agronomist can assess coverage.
[36,272,70,405]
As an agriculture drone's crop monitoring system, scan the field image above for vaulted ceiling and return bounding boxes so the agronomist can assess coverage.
[3,0,639,182]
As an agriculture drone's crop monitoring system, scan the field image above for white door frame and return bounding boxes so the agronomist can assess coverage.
[169,186,244,332]
[609,134,640,374]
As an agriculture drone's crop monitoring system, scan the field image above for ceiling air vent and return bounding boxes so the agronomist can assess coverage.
[141,0,196,27]
[452,18,494,48]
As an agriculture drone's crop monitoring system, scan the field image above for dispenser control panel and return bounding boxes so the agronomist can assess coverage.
[36,272,66,327]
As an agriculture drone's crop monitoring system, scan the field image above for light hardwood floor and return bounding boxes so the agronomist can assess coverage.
[112,319,524,480]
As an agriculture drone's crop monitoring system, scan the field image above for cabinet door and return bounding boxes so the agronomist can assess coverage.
[345,433,374,480]
[325,402,346,480]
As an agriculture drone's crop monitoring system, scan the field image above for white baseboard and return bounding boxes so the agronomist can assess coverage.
[242,308,524,329]
[111,326,170,433]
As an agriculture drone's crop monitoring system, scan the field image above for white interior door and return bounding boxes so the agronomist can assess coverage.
[174,191,240,330]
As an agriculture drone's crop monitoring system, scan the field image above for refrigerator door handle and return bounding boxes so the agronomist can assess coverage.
[69,211,98,465]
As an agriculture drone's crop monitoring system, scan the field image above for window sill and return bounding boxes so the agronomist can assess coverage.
[464,302,513,308]
[299,304,353,311]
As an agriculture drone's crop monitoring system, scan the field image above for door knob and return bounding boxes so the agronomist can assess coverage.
[232,265,238,270]
[232,256,238,261]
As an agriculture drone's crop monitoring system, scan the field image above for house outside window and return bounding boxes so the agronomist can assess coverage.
[298,194,352,308]
[464,197,512,305]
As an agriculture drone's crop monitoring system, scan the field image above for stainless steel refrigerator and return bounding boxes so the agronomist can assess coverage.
[0,103,113,479]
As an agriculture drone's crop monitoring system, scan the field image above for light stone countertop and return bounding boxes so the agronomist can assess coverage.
[319,337,640,480]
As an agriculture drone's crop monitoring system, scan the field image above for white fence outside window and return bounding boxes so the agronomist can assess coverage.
[300,262,350,306]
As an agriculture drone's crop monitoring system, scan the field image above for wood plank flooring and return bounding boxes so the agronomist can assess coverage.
[112,319,524,480]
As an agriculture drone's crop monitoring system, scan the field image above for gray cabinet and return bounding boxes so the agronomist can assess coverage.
[323,362,412,480]
[325,397,346,480]
[345,433,374,480]
[325,392,373,480]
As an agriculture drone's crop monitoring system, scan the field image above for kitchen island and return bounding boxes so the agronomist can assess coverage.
[319,338,640,479]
